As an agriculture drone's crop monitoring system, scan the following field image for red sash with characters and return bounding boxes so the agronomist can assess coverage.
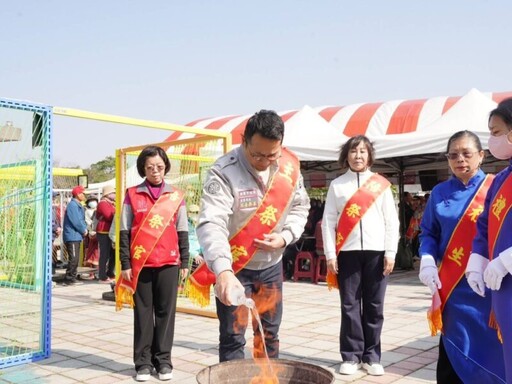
[185,148,300,307]
[488,173,512,260]
[427,175,493,335]
[115,188,184,311]
[486,172,512,341]
[327,173,391,290]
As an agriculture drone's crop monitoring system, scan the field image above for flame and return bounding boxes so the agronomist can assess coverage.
[233,284,282,383]
[250,358,283,384]
[249,360,281,384]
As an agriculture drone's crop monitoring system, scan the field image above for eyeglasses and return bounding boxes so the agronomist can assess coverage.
[246,148,281,162]
[445,151,479,160]
[145,164,166,172]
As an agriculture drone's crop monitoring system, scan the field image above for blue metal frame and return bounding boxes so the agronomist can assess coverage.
[0,98,53,368]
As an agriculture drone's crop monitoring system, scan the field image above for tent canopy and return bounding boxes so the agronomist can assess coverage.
[165,88,512,171]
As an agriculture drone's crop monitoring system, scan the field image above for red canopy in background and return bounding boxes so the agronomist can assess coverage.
[166,89,512,146]
[314,91,512,137]
[165,89,512,170]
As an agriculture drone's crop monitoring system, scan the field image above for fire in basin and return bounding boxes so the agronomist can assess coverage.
[196,358,335,384]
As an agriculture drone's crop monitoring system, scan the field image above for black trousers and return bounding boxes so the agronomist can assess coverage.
[97,233,115,279]
[437,336,463,384]
[216,261,283,362]
[337,250,387,364]
[64,241,81,281]
[133,265,179,371]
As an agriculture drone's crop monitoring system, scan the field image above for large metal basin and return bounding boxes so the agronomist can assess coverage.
[196,358,335,384]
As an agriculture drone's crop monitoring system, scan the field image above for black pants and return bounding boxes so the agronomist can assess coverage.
[216,261,283,362]
[133,265,179,371]
[437,336,463,384]
[338,250,387,364]
[97,233,115,280]
[64,241,81,281]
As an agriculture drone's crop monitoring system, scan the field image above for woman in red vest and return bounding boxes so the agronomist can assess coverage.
[116,145,190,382]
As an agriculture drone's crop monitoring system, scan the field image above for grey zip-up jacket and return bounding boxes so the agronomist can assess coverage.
[196,146,310,277]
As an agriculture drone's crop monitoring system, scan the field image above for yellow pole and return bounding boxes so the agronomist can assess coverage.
[53,106,229,138]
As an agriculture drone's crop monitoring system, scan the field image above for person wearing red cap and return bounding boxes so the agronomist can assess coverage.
[62,185,88,284]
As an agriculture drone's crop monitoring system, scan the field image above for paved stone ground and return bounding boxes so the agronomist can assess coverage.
[0,264,438,383]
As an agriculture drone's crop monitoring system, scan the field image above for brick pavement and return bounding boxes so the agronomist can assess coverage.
[0,265,438,383]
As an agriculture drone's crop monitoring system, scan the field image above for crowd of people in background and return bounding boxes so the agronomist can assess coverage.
[51,184,117,285]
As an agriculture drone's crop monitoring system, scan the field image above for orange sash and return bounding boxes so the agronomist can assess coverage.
[427,175,493,335]
[327,173,391,290]
[115,188,184,311]
[185,148,300,307]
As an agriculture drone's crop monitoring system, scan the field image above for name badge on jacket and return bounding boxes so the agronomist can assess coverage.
[238,189,258,209]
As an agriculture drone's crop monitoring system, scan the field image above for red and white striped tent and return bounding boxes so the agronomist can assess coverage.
[314,89,512,137]
[166,88,512,168]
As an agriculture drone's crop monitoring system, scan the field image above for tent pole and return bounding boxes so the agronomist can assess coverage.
[398,160,406,243]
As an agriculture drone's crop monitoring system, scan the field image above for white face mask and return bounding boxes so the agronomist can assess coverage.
[88,201,98,209]
[488,133,512,160]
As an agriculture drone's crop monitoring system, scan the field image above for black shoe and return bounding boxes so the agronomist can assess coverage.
[135,367,152,382]
[158,366,173,381]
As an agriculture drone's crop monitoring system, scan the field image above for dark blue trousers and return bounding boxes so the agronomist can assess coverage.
[216,261,283,362]
[337,250,387,364]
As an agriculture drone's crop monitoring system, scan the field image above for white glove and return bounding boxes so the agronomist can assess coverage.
[466,252,489,296]
[419,255,441,295]
[466,271,485,297]
[483,258,508,290]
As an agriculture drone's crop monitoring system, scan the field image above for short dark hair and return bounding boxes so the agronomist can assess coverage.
[136,145,171,178]
[446,130,483,153]
[338,135,375,169]
[243,110,284,143]
[489,97,512,130]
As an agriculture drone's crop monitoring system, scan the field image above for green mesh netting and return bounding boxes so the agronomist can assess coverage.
[0,101,51,367]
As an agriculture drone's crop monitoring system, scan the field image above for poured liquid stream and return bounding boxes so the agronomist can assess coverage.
[248,303,278,384]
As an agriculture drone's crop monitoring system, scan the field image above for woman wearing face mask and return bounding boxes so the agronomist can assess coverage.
[466,98,512,383]
[419,130,505,384]
[84,196,99,269]
[321,135,399,377]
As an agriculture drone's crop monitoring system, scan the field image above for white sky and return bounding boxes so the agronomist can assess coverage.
[2,1,512,168]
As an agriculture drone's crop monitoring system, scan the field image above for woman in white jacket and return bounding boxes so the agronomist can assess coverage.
[322,135,399,377]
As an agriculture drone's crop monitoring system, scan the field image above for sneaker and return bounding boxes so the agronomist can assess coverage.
[339,361,361,375]
[362,362,385,376]
[158,366,173,381]
[135,367,152,382]
[98,278,113,284]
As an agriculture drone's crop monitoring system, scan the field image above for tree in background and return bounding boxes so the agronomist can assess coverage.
[85,156,115,184]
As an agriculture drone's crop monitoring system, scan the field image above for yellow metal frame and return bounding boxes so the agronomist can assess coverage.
[54,105,231,318]
[53,106,231,149]
[0,166,83,176]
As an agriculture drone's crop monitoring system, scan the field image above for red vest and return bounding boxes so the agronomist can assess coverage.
[128,187,180,267]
